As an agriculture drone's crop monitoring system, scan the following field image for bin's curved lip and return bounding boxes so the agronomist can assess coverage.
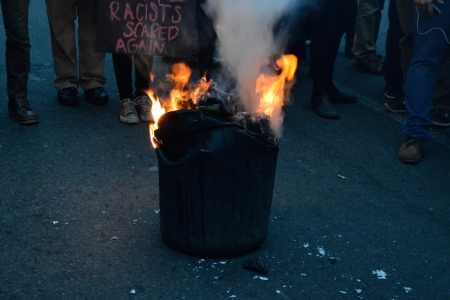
[155,109,279,147]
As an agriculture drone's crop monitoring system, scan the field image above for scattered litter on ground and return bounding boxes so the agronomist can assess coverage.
[243,257,269,275]
[317,247,325,256]
[328,257,339,264]
[372,270,387,279]
[253,276,268,281]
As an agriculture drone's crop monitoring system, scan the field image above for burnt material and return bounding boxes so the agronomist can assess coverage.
[155,110,278,257]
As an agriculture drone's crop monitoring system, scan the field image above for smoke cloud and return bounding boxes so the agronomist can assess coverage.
[203,0,300,137]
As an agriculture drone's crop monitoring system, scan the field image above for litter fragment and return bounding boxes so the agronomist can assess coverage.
[253,276,268,281]
[328,257,339,264]
[317,247,325,256]
[276,290,281,294]
[219,261,227,265]
[404,287,412,293]
[372,270,387,279]
[110,236,119,240]
[355,289,362,293]
[303,243,309,248]
[154,209,160,214]
[198,259,205,264]
[338,174,346,179]
[339,291,347,294]
[52,221,59,224]
[243,257,269,275]
[130,289,136,294]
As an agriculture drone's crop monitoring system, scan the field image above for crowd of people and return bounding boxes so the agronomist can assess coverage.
[1,0,449,165]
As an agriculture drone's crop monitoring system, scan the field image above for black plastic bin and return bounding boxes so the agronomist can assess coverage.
[154,109,278,257]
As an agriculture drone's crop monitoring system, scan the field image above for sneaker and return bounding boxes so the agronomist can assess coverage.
[383,84,404,100]
[353,56,383,75]
[119,98,139,124]
[384,99,406,113]
[8,97,38,125]
[431,106,450,128]
[135,95,154,122]
[399,138,423,164]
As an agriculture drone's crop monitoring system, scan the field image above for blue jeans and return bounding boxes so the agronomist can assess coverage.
[404,4,450,142]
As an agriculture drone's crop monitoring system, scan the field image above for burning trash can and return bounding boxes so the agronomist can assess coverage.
[154,109,278,257]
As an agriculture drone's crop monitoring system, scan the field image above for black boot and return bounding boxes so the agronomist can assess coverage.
[8,97,38,125]
[310,90,338,119]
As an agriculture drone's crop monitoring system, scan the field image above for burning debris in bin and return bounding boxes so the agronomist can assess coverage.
[148,54,297,148]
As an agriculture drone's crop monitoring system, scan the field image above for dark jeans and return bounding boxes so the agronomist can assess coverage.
[310,0,353,91]
[0,0,31,100]
[382,0,403,86]
[404,4,450,142]
[112,54,153,99]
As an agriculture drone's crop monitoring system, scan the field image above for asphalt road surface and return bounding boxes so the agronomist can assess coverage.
[1,1,449,299]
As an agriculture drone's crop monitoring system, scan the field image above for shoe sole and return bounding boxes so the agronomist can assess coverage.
[9,111,38,125]
[120,116,139,124]
[399,157,420,164]
[431,121,450,128]
[384,102,406,113]
[139,115,154,122]
[383,92,403,100]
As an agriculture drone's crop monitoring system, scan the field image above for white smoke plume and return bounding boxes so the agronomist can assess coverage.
[203,0,299,137]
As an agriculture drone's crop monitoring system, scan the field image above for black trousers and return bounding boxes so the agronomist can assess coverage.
[0,0,31,100]
[310,0,355,91]
[112,54,154,100]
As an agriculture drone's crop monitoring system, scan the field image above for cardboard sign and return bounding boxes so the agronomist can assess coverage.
[96,0,198,57]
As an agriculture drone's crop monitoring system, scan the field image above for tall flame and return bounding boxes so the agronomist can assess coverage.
[148,56,297,148]
[148,90,165,148]
[255,54,298,117]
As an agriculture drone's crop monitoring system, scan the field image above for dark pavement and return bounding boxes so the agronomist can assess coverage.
[1,1,450,299]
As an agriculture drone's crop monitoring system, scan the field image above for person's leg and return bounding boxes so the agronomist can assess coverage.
[1,0,37,124]
[310,0,353,119]
[113,54,138,124]
[353,0,384,73]
[45,0,79,90]
[404,6,450,143]
[344,0,358,58]
[77,0,107,91]
[134,55,154,122]
[112,54,134,99]
[1,0,30,100]
[382,0,404,99]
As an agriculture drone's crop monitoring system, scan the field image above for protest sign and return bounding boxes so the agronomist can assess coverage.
[96,0,198,57]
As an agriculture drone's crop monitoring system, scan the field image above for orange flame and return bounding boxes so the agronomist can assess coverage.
[149,56,297,148]
[255,54,298,117]
[148,90,165,148]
